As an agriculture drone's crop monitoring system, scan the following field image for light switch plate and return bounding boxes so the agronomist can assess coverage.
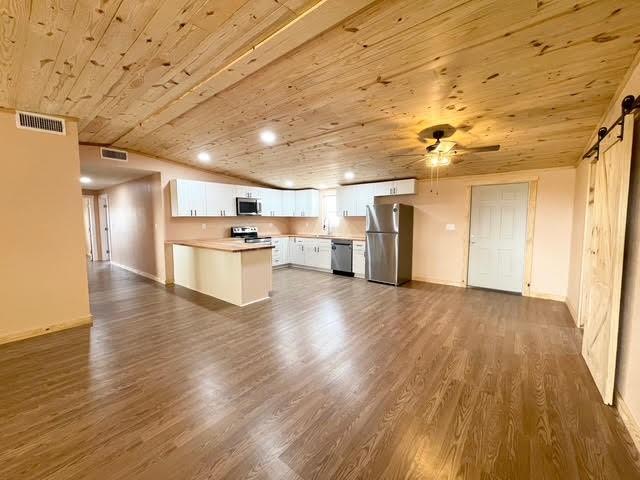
[201,223,207,230]
[446,223,456,231]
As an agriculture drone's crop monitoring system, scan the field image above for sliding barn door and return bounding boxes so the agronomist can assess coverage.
[581,115,635,405]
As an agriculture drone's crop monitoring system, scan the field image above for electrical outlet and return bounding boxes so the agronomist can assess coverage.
[201,223,207,230]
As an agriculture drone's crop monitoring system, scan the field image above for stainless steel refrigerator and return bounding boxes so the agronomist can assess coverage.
[365,204,414,285]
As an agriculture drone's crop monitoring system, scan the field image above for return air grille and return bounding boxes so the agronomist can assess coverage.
[16,111,66,135]
[100,147,128,162]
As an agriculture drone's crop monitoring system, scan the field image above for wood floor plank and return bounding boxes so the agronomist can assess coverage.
[0,263,639,479]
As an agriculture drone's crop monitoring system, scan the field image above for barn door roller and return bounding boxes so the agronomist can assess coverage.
[583,95,639,162]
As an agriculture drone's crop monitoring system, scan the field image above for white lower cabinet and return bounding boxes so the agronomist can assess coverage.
[289,237,305,265]
[283,237,331,270]
[302,238,331,269]
[271,237,289,266]
[353,240,366,277]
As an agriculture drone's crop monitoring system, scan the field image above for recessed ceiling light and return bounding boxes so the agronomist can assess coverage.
[80,176,92,184]
[344,171,355,180]
[285,180,294,188]
[197,152,211,162]
[260,130,277,144]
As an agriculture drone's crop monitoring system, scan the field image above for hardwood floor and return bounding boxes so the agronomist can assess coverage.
[1,263,639,479]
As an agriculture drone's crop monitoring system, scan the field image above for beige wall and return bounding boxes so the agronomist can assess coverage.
[0,110,91,342]
[289,169,576,298]
[80,146,291,282]
[102,174,162,278]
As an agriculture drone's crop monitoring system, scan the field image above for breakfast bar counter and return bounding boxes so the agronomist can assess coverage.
[165,239,274,306]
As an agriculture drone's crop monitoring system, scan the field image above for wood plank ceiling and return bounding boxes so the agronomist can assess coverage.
[2,0,640,188]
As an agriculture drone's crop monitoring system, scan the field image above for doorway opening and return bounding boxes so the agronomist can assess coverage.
[82,196,97,261]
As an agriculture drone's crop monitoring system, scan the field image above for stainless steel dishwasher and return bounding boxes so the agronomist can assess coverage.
[331,239,353,276]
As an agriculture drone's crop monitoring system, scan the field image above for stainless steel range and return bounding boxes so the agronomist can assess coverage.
[230,226,272,244]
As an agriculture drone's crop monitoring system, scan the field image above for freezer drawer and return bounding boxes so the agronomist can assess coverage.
[365,232,399,284]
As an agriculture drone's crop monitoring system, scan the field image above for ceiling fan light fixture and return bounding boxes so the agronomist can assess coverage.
[427,152,450,167]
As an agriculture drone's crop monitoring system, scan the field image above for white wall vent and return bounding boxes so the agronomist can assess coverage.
[16,111,66,135]
[100,147,128,162]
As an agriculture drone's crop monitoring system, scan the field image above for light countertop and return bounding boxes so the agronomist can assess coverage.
[269,233,366,242]
[167,238,275,252]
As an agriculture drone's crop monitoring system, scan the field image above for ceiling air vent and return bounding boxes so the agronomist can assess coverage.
[100,147,128,162]
[16,111,66,135]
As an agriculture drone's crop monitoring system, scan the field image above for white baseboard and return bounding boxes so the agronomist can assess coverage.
[527,291,567,302]
[615,391,640,455]
[411,275,466,288]
[110,261,165,284]
[0,315,93,345]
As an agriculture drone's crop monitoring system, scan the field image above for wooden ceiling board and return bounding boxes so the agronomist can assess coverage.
[80,0,318,143]
[0,0,31,106]
[1,0,639,187]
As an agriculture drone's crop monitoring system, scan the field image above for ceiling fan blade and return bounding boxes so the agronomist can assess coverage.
[453,144,501,153]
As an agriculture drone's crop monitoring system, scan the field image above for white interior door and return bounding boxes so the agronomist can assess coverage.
[467,183,528,293]
[581,115,634,405]
[98,194,111,261]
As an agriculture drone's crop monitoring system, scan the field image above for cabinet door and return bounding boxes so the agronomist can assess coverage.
[269,190,283,216]
[337,186,356,216]
[336,186,348,216]
[303,238,316,266]
[353,241,366,276]
[172,180,191,216]
[178,179,206,216]
[235,185,259,199]
[373,181,394,197]
[316,239,332,269]
[290,238,304,264]
[205,183,235,216]
[355,184,374,216]
[308,190,320,217]
[278,237,288,263]
[282,191,296,216]
[394,179,416,195]
[294,190,308,216]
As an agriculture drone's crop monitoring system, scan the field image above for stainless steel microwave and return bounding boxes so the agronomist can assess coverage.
[236,197,262,216]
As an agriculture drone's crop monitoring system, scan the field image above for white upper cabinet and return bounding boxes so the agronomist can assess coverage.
[393,179,417,195]
[337,185,357,216]
[170,179,319,217]
[372,178,416,197]
[294,189,319,217]
[355,183,374,216]
[262,189,283,216]
[373,181,394,197]
[337,180,405,217]
[170,179,207,216]
[234,185,260,199]
[281,190,296,216]
[205,183,235,217]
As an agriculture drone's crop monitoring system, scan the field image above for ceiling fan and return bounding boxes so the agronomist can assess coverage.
[392,124,501,166]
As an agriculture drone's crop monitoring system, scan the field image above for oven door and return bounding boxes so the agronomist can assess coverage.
[236,197,262,215]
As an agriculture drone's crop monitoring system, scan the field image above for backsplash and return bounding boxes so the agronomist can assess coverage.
[289,216,365,237]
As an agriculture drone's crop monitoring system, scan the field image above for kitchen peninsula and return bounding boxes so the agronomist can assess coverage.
[165,239,273,307]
